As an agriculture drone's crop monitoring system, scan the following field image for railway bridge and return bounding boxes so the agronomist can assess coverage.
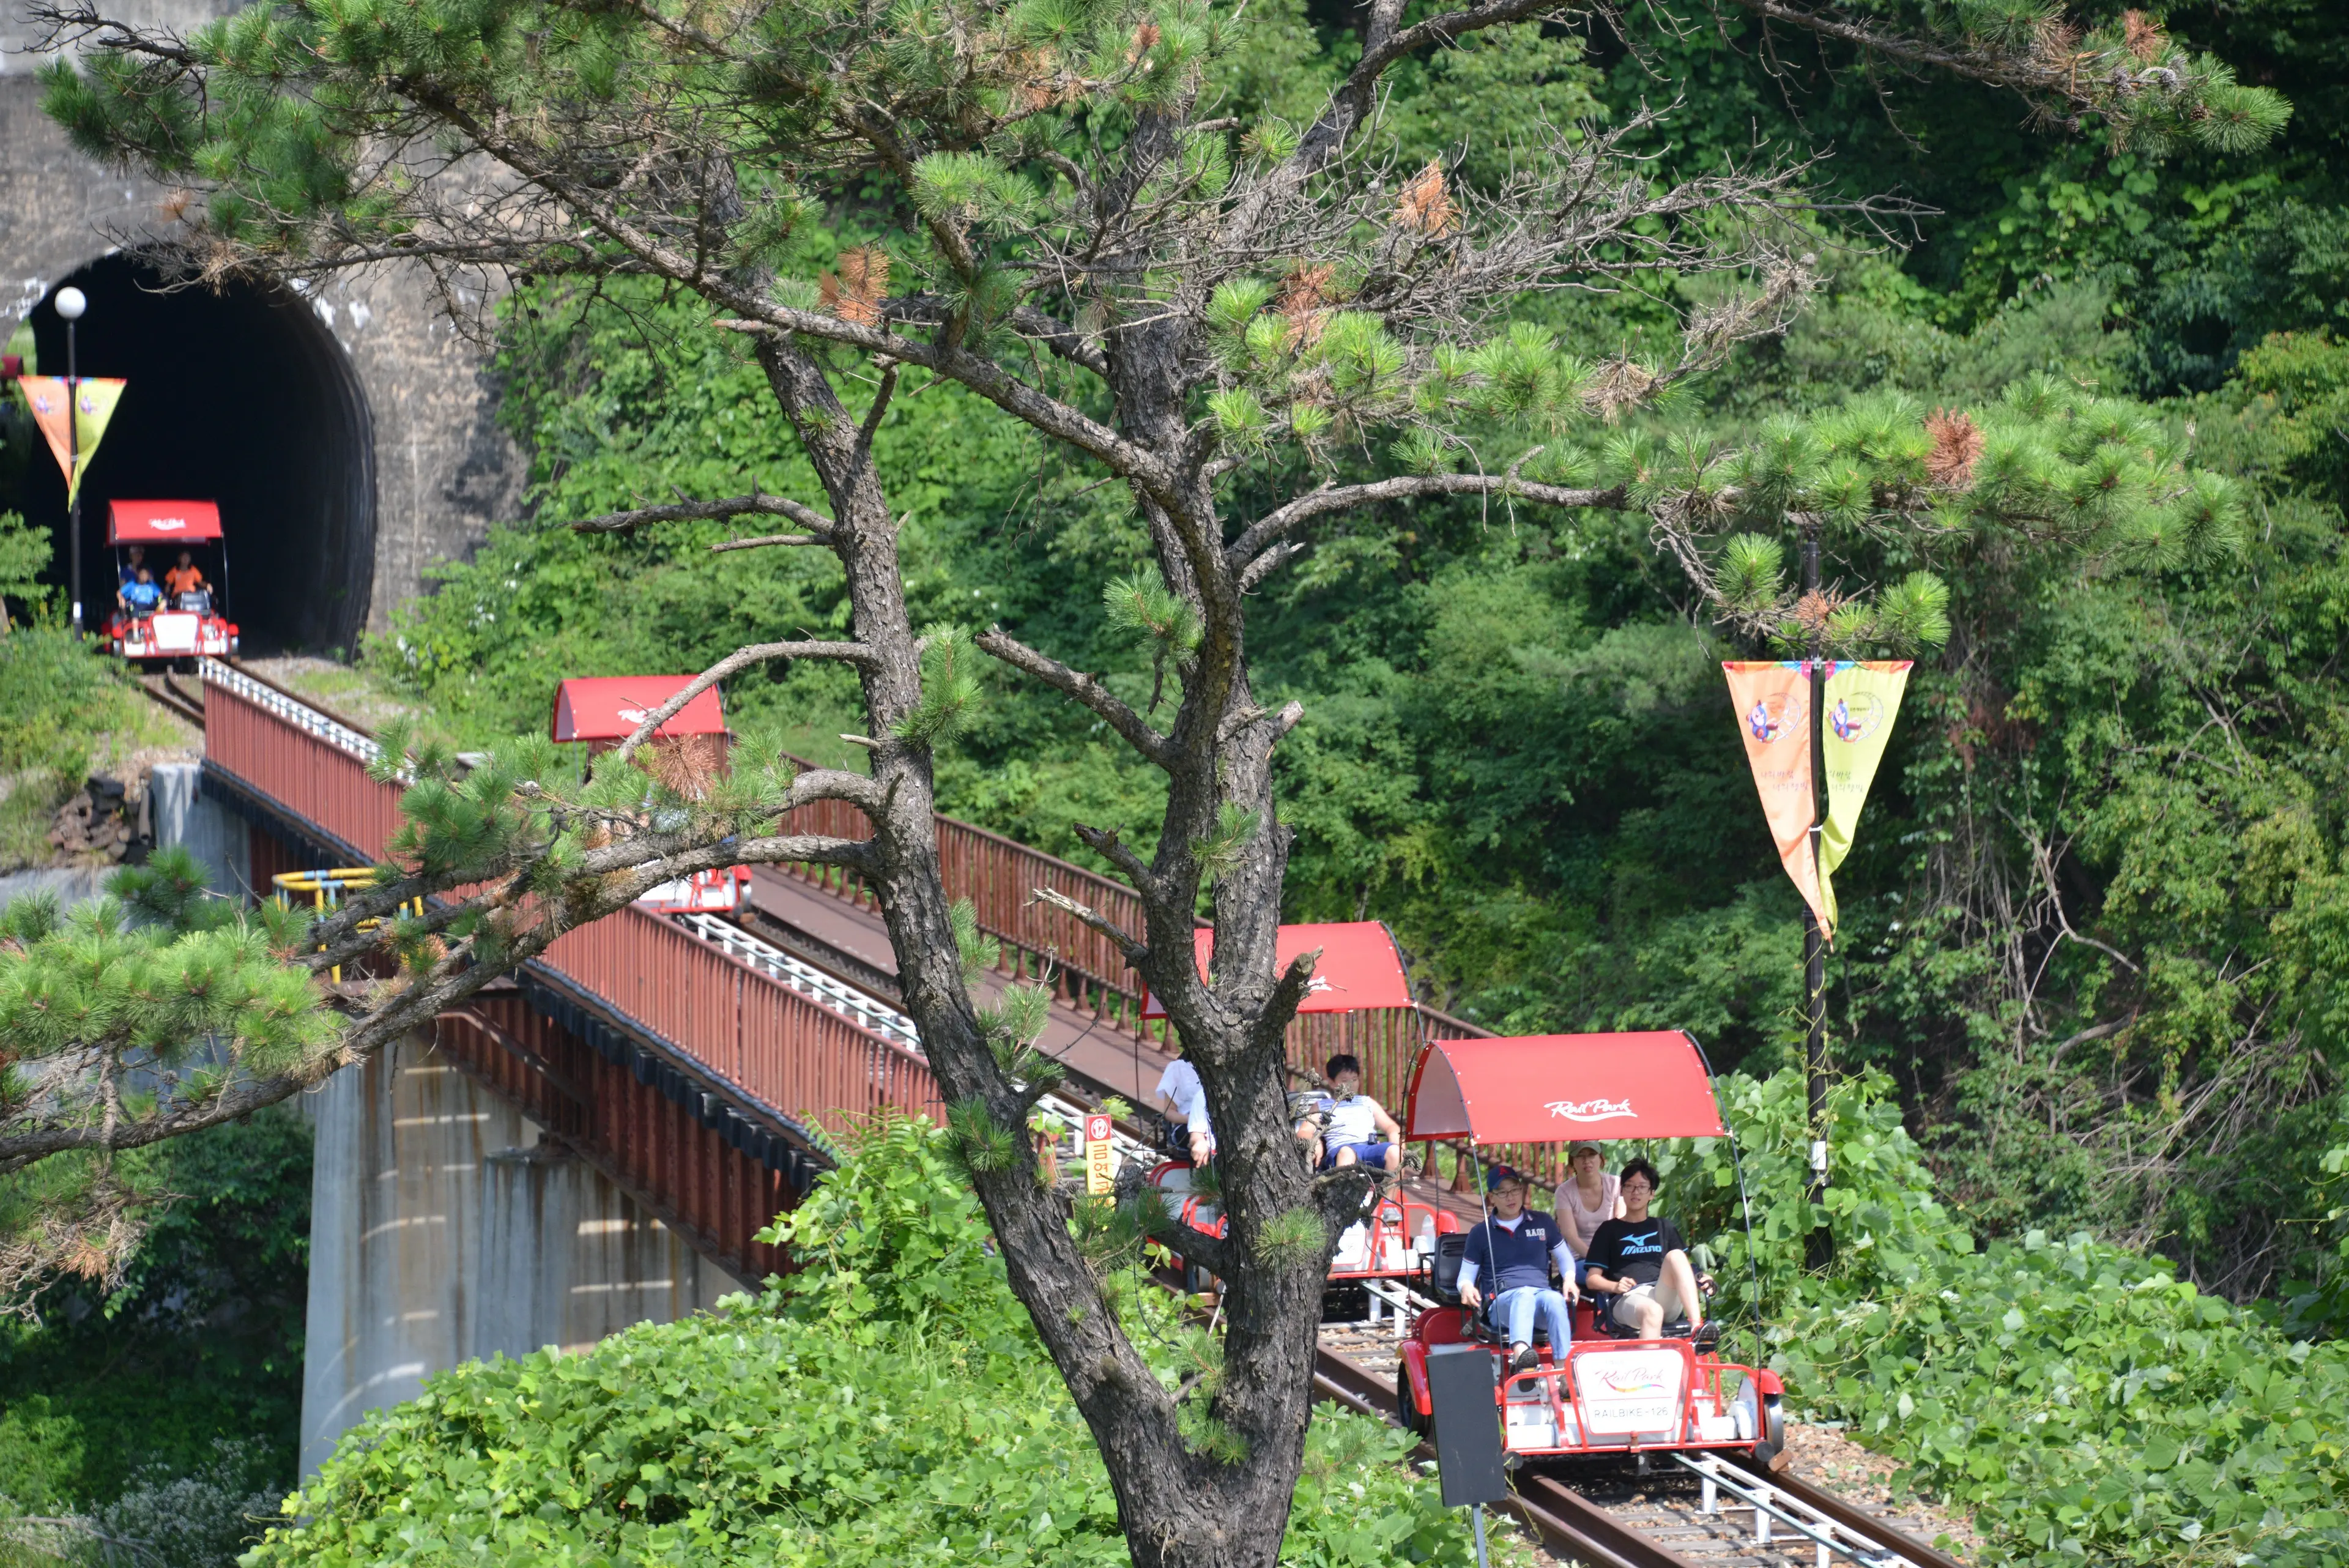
[176,660,1483,1470]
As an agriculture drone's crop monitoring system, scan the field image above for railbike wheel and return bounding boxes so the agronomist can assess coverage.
[1752,1392,1787,1467]
[1395,1362,1425,1437]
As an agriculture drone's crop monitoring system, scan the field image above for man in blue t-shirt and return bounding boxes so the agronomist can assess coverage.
[1458,1164,1579,1375]
[1584,1159,1712,1342]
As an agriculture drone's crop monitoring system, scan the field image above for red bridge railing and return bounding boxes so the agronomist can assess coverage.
[767,754,1494,1112]
[204,665,1513,1168]
[769,765,1149,1032]
[200,664,939,1135]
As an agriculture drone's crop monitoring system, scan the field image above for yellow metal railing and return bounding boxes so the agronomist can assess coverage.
[273,868,420,982]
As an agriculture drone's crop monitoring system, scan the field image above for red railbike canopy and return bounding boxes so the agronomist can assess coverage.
[1141,921,1415,1019]
[550,676,728,743]
[108,500,221,544]
[1404,1032,1727,1144]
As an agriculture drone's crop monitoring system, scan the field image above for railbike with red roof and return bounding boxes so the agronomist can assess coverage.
[1142,923,1463,1291]
[1390,1031,1786,1464]
[551,674,749,913]
[105,500,239,663]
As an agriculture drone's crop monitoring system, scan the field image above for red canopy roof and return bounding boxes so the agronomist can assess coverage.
[1141,921,1415,1019]
[109,500,221,544]
[1404,1033,1727,1144]
[550,676,728,743]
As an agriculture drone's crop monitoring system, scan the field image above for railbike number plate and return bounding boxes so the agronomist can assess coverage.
[1572,1347,1688,1436]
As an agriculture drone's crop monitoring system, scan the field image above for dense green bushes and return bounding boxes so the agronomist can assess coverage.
[253,1119,1487,1568]
[1643,1069,2349,1567]
[0,1108,310,1566]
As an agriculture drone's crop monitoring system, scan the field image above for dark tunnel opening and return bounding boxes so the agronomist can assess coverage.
[5,255,375,655]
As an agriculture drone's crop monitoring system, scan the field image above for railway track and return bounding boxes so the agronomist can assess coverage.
[136,669,207,727]
[1313,1325,1964,1568]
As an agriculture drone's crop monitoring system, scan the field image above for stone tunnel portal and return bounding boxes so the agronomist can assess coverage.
[9,255,376,655]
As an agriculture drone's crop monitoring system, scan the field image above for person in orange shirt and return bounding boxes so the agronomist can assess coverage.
[161,549,207,601]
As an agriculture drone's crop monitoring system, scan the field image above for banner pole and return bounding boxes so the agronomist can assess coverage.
[1800,518,1833,1269]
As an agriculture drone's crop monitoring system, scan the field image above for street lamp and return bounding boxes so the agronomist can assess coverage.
[54,286,87,636]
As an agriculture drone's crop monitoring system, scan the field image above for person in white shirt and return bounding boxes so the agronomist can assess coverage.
[1294,1053,1403,1175]
[1154,1048,1200,1121]
[1152,1046,1213,1165]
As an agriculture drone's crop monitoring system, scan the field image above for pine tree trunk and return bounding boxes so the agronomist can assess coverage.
[752,325,1342,1568]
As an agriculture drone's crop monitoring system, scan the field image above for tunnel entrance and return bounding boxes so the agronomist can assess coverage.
[5,255,375,655]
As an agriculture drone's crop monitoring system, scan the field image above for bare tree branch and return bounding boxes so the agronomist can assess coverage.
[603,641,877,773]
[708,533,831,552]
[1032,886,1149,967]
[568,492,837,537]
[975,626,1173,767]
[1230,474,1628,568]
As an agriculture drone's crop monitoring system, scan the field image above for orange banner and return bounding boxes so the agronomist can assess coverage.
[1724,661,1830,938]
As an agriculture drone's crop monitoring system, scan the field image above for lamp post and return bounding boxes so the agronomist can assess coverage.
[55,286,87,636]
[1800,516,1835,1269]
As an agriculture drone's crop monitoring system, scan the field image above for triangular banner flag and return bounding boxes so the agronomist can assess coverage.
[1723,661,1831,938]
[1816,661,1911,929]
[19,376,127,504]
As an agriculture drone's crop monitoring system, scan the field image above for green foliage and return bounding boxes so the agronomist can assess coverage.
[1250,1206,1326,1269]
[1631,1069,2349,1567]
[1102,570,1203,661]
[0,1110,310,1518]
[1192,800,1260,886]
[0,511,49,625]
[253,1118,1486,1568]
[894,624,985,748]
[0,626,151,869]
[0,855,332,1299]
[0,894,330,1085]
[948,896,1001,981]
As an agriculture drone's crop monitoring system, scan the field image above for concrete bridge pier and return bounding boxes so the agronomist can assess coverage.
[297,1030,737,1475]
[148,779,746,1474]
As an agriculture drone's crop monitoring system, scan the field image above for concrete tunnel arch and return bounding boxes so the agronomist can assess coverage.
[9,254,376,655]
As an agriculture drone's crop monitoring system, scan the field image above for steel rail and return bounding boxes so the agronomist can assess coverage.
[1311,1339,1696,1568]
[221,657,382,744]
[1721,1453,1967,1568]
[136,673,206,727]
[1672,1452,1926,1568]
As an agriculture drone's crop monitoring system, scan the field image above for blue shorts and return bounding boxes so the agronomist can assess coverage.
[1320,1141,1394,1171]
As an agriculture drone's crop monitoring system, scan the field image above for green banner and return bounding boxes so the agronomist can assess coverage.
[1817,661,1911,927]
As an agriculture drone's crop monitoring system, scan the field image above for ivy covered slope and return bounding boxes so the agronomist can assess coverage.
[1666,1069,2349,1568]
[253,1118,1493,1568]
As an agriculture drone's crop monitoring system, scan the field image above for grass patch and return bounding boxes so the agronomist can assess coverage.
[0,626,182,869]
